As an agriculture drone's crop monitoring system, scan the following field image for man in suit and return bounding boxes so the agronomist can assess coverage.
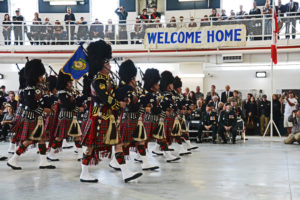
[286,0,299,39]
[206,85,219,104]
[221,85,233,103]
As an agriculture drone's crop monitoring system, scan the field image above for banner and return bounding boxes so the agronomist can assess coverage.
[144,25,247,49]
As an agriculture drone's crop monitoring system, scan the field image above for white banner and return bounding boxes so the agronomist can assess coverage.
[144,25,247,49]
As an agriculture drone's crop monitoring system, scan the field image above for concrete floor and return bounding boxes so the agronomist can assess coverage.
[0,137,299,200]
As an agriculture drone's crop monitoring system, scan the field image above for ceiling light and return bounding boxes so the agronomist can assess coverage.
[50,1,77,6]
[256,71,266,78]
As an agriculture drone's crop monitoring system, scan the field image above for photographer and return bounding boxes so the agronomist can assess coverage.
[284,109,300,144]
[280,91,298,135]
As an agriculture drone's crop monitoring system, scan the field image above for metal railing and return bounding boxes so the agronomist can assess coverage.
[0,13,300,46]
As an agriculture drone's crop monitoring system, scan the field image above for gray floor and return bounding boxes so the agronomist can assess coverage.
[0,137,299,200]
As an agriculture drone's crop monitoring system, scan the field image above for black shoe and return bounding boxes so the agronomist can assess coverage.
[124,172,143,183]
[232,140,236,144]
[0,156,8,161]
[212,141,217,144]
[39,165,56,169]
[134,158,143,163]
[80,178,98,183]
[47,157,60,162]
[7,163,22,170]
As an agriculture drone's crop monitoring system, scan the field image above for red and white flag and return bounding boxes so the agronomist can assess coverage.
[271,5,279,64]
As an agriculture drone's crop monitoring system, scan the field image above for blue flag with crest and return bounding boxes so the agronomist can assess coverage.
[62,46,89,80]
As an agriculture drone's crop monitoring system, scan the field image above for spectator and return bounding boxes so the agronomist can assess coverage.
[197,99,206,113]
[221,9,227,20]
[0,104,15,141]
[258,95,271,135]
[206,85,219,104]
[229,90,242,108]
[6,92,17,112]
[0,86,8,97]
[151,17,162,28]
[244,96,258,135]
[177,16,186,28]
[41,17,53,45]
[2,14,12,45]
[281,90,298,135]
[27,12,42,45]
[53,20,64,45]
[167,16,177,28]
[272,94,282,132]
[105,19,115,44]
[221,85,233,103]
[236,5,246,19]
[209,8,218,21]
[76,17,88,41]
[131,17,144,44]
[12,9,24,45]
[276,0,286,17]
[199,104,218,143]
[184,87,190,97]
[195,86,204,99]
[211,96,219,111]
[201,15,209,21]
[217,101,225,115]
[64,7,76,43]
[188,91,197,105]
[140,8,149,22]
[90,18,104,40]
[115,6,128,24]
[115,6,128,44]
[228,10,236,20]
[285,0,298,39]
[284,109,300,144]
[150,6,161,21]
[188,16,197,27]
[0,91,6,110]
[249,1,261,17]
[218,103,238,143]
[263,1,272,40]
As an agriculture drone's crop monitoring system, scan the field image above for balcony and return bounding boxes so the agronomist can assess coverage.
[1,13,300,63]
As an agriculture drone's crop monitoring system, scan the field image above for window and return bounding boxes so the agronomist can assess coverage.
[10,0,38,21]
[91,0,119,24]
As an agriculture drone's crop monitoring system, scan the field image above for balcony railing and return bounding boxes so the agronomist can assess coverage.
[1,13,300,46]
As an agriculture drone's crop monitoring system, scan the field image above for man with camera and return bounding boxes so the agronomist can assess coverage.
[284,109,300,144]
[280,90,298,135]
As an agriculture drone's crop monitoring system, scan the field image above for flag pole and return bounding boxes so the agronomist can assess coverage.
[263,0,281,139]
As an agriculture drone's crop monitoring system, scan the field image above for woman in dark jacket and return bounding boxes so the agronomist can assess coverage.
[244,96,258,135]
[272,94,282,132]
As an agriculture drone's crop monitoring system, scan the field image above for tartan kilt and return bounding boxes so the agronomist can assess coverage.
[82,117,110,151]
[55,117,72,139]
[164,117,175,143]
[44,114,56,140]
[18,118,38,142]
[143,118,158,139]
[11,114,23,134]
[119,117,138,143]
[80,118,89,139]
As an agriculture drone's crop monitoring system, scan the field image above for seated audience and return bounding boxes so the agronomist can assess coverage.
[77,17,89,41]
[105,19,115,44]
[0,104,15,141]
[52,20,64,45]
[177,16,186,28]
[41,17,53,45]
[188,16,197,27]
[218,103,238,144]
[89,18,104,40]
[199,104,218,143]
[167,16,177,28]
[27,12,42,45]
[130,17,144,44]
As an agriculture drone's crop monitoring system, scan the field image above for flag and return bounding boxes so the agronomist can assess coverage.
[271,4,279,64]
[62,46,89,80]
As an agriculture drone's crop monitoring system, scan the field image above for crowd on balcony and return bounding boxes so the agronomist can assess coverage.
[1,0,300,45]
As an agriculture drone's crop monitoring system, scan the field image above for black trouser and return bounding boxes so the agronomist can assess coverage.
[14,27,23,45]
[199,124,217,142]
[0,123,10,140]
[218,125,237,143]
[27,32,41,45]
[3,30,11,45]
